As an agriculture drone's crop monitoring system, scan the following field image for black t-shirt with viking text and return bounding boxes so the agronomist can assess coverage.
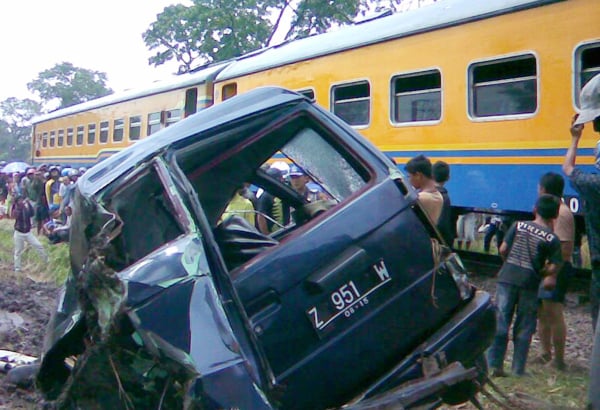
[497,221,562,290]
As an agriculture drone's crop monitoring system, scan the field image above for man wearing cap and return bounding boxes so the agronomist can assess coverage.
[562,73,600,410]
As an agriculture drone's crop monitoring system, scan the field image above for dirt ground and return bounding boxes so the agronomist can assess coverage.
[0,269,593,409]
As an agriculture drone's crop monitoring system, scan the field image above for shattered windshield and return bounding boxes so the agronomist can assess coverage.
[281,128,366,201]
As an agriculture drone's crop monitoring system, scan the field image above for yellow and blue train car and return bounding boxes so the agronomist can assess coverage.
[31,63,227,168]
[213,0,600,215]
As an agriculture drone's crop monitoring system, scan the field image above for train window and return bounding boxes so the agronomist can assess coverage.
[185,88,198,117]
[57,130,64,147]
[575,42,600,107]
[148,112,161,135]
[165,109,182,127]
[100,121,109,144]
[49,131,56,148]
[331,81,370,126]
[129,116,141,141]
[66,128,74,146]
[222,83,237,101]
[469,54,537,118]
[391,70,441,124]
[87,123,96,145]
[42,132,48,148]
[113,118,125,142]
[297,89,315,100]
[76,126,84,145]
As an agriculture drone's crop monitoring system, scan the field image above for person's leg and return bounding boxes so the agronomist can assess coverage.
[548,301,567,369]
[25,232,48,263]
[484,225,496,253]
[589,315,600,409]
[13,231,25,272]
[592,266,600,334]
[512,288,539,375]
[537,301,553,361]
[487,283,517,374]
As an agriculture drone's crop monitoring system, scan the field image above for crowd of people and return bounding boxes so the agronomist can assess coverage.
[405,74,600,408]
[0,163,87,272]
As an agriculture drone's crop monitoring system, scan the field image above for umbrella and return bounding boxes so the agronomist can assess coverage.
[1,161,30,174]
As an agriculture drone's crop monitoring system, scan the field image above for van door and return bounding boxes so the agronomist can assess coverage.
[227,127,465,409]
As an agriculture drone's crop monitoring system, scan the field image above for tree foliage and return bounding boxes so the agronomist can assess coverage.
[143,0,379,72]
[27,62,113,110]
[0,97,42,161]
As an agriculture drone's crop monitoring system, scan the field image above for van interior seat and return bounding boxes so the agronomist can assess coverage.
[214,215,279,270]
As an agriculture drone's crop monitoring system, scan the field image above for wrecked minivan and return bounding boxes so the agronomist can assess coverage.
[37,87,495,409]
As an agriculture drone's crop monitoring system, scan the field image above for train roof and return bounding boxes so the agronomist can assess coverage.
[216,0,564,82]
[78,87,305,195]
[32,63,228,124]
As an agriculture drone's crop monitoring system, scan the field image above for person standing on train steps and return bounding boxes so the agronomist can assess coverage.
[536,172,574,371]
[562,73,600,410]
[405,155,443,224]
[432,160,456,246]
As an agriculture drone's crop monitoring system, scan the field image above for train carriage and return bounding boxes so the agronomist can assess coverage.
[31,63,227,168]
[30,0,600,218]
[212,0,600,216]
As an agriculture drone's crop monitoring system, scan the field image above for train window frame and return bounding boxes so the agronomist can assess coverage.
[49,131,56,148]
[467,52,539,122]
[76,126,84,146]
[66,127,74,146]
[573,41,600,108]
[296,88,316,101]
[147,112,161,136]
[390,68,443,126]
[113,118,125,143]
[99,121,109,144]
[87,123,96,145]
[165,109,182,127]
[42,132,48,148]
[222,83,237,101]
[330,79,371,129]
[129,115,142,141]
[57,129,64,147]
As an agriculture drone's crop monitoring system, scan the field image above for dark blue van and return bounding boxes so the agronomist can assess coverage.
[37,87,495,409]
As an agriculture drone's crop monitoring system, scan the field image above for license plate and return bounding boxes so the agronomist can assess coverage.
[306,260,392,335]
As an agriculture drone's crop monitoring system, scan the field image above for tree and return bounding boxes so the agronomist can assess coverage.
[144,0,274,74]
[27,62,113,110]
[144,0,368,73]
[0,97,42,161]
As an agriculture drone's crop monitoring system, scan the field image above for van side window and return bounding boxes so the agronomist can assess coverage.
[468,54,537,118]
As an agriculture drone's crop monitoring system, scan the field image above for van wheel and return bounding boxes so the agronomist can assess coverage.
[441,355,487,405]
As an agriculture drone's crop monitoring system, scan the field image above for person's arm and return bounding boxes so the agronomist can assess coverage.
[563,114,584,176]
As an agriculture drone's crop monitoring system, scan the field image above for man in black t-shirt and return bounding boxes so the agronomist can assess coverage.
[487,194,562,377]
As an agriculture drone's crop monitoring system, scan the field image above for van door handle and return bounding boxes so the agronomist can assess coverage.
[305,247,369,293]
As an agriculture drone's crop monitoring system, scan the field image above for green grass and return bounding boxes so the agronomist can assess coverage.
[0,219,70,284]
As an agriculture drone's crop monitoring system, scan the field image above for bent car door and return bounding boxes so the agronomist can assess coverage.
[180,102,466,409]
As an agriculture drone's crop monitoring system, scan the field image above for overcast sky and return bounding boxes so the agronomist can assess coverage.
[0,0,183,102]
